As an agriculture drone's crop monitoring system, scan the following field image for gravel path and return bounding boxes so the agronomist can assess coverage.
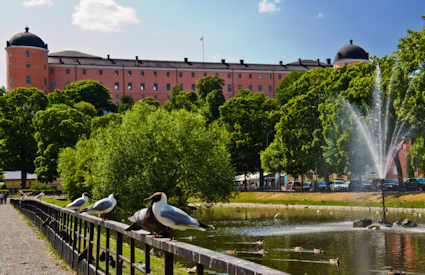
[0,202,73,275]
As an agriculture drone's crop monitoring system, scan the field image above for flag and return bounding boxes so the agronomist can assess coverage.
[200,36,204,41]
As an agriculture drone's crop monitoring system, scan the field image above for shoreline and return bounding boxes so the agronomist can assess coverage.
[192,202,425,214]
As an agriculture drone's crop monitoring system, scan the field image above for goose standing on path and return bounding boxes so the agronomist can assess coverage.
[66,192,89,213]
[144,192,212,239]
[82,194,117,219]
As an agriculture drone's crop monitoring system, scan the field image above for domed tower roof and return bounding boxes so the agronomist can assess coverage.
[334,40,368,63]
[6,27,47,49]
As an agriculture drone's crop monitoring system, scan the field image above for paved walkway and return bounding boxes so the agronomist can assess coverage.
[0,201,72,275]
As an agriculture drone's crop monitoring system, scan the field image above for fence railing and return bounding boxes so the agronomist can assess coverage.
[11,198,289,275]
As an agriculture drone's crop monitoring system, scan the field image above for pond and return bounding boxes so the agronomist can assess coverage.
[176,206,425,275]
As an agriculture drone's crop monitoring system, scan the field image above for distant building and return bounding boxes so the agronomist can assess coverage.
[2,171,38,190]
[4,27,375,105]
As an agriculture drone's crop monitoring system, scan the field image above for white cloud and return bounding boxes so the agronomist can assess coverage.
[72,0,141,32]
[258,0,280,13]
[22,0,53,7]
[317,12,324,19]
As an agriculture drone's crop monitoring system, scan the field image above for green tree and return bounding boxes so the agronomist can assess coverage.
[0,86,6,96]
[220,89,278,188]
[64,80,113,114]
[91,113,122,133]
[396,16,425,74]
[275,71,304,105]
[74,101,97,117]
[117,95,134,113]
[73,103,234,213]
[205,89,226,123]
[58,138,95,200]
[137,97,159,108]
[196,76,224,100]
[33,104,91,182]
[47,89,74,106]
[165,91,198,112]
[0,87,48,187]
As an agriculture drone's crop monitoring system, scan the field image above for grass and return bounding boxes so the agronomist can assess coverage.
[217,192,425,208]
[40,198,188,275]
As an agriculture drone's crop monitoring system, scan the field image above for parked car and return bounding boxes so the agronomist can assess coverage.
[303,182,311,192]
[382,179,401,191]
[350,179,374,192]
[405,178,425,191]
[330,180,349,192]
[316,181,328,192]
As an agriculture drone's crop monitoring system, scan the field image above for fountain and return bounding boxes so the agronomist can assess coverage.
[345,65,411,224]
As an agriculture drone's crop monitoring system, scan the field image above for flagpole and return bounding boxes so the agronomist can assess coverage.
[201,35,205,63]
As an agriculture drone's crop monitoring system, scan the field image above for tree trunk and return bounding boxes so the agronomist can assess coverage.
[21,169,27,189]
[393,153,405,190]
[259,155,264,191]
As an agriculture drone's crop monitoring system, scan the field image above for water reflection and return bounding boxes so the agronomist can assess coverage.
[176,207,425,274]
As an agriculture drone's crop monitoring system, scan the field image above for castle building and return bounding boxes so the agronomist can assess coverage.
[5,27,369,105]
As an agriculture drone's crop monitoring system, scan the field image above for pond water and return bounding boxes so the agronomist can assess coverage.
[176,207,425,275]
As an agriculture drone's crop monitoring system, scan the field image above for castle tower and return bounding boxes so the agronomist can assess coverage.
[6,27,48,91]
[333,40,370,68]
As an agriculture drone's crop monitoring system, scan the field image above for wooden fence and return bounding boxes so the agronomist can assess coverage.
[10,198,289,275]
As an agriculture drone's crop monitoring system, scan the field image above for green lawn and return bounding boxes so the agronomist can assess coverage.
[223,192,425,208]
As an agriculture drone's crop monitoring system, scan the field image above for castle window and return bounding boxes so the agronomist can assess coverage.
[166,72,170,77]
[179,72,183,78]
[43,64,46,70]
[249,73,252,79]
[238,73,242,79]
[166,83,171,91]
[115,94,119,99]
[153,71,157,77]
[8,52,12,57]
[227,73,231,79]
[191,84,195,91]
[269,73,273,80]
[128,82,133,91]
[50,80,55,89]
[65,81,70,86]
[99,69,103,75]
[248,84,253,91]
[26,62,30,68]
[50,68,54,74]
[278,74,282,80]
[114,70,119,76]
[9,76,12,85]
[258,85,262,92]
[140,83,145,91]
[44,78,47,85]
[228,85,232,92]
[153,83,158,91]
[269,85,273,92]
[26,75,31,84]
[128,70,132,76]
[26,50,30,57]
[203,72,207,76]
[216,72,219,77]
[82,69,86,75]
[192,72,195,78]
[238,85,242,90]
[258,74,262,79]
[114,83,119,91]
[141,71,144,76]
[66,68,70,74]
[154,95,158,99]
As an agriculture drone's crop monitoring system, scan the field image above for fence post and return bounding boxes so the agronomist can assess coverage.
[116,232,123,275]
[164,251,174,275]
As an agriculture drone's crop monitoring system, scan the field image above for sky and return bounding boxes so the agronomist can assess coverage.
[1,0,424,87]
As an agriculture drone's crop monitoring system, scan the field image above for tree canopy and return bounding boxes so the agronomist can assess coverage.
[33,104,91,182]
[196,76,224,100]
[63,80,113,114]
[0,87,48,187]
